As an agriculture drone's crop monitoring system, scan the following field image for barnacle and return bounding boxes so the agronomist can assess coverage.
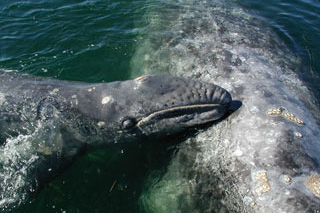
[283,175,292,184]
[267,107,304,125]
[255,171,271,195]
[305,174,320,197]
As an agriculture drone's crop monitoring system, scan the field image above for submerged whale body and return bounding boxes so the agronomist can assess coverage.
[0,71,232,209]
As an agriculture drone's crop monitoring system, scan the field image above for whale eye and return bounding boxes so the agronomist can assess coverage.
[121,117,137,129]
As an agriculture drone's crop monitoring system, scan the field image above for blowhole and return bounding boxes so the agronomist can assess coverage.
[121,118,137,129]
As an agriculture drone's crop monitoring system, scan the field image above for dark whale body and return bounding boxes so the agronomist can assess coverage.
[0,71,231,209]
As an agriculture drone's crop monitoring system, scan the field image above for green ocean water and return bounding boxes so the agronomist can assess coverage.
[239,0,320,100]
[0,0,319,212]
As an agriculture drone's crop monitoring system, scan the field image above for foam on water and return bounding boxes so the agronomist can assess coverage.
[0,123,42,210]
[0,118,63,211]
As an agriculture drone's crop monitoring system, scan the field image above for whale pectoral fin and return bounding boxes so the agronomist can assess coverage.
[18,122,87,194]
[58,127,88,160]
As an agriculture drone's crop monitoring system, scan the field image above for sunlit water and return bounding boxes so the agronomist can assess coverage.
[0,0,319,212]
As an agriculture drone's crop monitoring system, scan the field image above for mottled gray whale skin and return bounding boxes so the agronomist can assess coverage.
[0,71,231,209]
[131,0,320,212]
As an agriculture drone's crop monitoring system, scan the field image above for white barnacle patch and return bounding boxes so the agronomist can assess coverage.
[87,87,97,92]
[97,121,105,127]
[101,96,112,105]
[88,87,96,92]
[294,132,303,138]
[133,79,143,90]
[243,196,253,205]
[249,106,259,114]
[144,54,150,61]
[0,91,5,105]
[233,149,243,157]
[71,94,78,105]
[49,88,60,95]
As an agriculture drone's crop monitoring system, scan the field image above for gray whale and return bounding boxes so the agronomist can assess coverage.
[0,71,231,209]
[131,0,320,212]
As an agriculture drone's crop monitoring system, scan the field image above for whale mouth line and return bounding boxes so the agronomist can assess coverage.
[137,103,223,126]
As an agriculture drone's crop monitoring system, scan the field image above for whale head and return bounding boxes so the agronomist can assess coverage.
[131,75,231,136]
[77,75,232,139]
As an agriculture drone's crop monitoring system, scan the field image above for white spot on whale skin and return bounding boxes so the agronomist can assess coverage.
[0,199,6,206]
[71,95,78,106]
[144,54,150,61]
[234,149,243,157]
[49,88,59,95]
[249,106,259,114]
[133,79,143,90]
[97,121,105,127]
[0,91,5,105]
[101,96,112,105]
[88,87,96,92]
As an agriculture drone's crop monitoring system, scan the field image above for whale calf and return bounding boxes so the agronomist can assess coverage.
[0,71,232,210]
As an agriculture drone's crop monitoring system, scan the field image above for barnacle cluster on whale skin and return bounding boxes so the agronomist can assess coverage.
[267,107,304,125]
[255,171,271,196]
[282,175,292,184]
[305,173,320,198]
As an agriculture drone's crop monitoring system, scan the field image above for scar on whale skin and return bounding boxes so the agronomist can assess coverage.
[101,96,112,105]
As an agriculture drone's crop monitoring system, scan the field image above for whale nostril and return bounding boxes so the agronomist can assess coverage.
[121,118,137,129]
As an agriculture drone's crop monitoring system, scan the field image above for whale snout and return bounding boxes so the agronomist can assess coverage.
[132,75,232,135]
[134,75,231,107]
